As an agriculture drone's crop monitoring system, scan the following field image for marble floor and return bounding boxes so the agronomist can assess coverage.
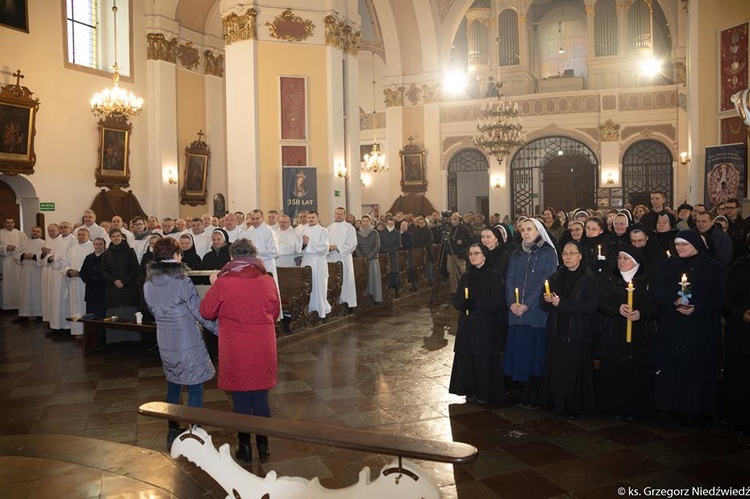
[1,294,749,498]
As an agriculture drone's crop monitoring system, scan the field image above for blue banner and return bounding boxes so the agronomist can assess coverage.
[704,143,747,209]
[282,166,317,221]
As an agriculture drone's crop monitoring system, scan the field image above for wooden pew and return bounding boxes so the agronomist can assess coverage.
[77,317,157,354]
[326,261,344,316]
[351,257,372,309]
[378,253,391,300]
[397,250,411,295]
[139,401,477,465]
[276,266,313,333]
[411,247,428,290]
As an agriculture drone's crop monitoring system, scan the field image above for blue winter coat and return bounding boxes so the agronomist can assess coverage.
[505,243,558,328]
[144,261,217,386]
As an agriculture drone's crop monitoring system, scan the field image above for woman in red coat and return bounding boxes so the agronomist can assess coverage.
[200,238,280,464]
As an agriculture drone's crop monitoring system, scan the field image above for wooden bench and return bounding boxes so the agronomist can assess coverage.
[77,317,157,354]
[326,260,344,316]
[277,266,313,333]
[378,253,391,299]
[351,257,372,308]
[138,401,477,465]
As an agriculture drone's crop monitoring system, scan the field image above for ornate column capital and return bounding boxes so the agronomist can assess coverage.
[223,8,257,45]
[204,50,224,77]
[147,33,178,63]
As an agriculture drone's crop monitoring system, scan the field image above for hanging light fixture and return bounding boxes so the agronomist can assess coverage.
[473,81,525,165]
[90,0,143,120]
[558,22,565,54]
[362,47,388,174]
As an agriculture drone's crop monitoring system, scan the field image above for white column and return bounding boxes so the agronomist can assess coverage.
[327,47,346,220]
[488,156,510,217]
[386,106,403,208]
[686,0,701,203]
[204,74,227,215]
[424,102,442,209]
[346,53,362,216]
[146,57,180,218]
[224,38,260,213]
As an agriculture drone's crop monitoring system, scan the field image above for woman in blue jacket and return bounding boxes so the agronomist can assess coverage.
[504,218,558,409]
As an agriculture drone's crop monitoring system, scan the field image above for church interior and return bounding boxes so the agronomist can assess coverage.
[1,0,750,497]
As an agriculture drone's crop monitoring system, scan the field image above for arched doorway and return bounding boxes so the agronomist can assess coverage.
[622,139,673,208]
[510,136,599,216]
[0,180,20,223]
[447,148,489,217]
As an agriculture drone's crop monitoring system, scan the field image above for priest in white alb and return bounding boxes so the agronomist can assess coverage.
[327,207,357,309]
[14,226,44,321]
[301,211,331,319]
[62,227,94,336]
[74,210,107,241]
[244,209,282,319]
[276,214,302,267]
[0,217,26,310]
[40,222,77,332]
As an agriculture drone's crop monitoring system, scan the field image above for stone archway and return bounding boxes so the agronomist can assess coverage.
[0,174,40,232]
[446,148,489,217]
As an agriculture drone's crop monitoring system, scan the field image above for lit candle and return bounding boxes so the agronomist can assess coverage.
[544,280,551,297]
[515,287,520,305]
[681,274,687,285]
[666,250,671,258]
[465,287,469,316]
[626,281,634,343]
[597,245,602,257]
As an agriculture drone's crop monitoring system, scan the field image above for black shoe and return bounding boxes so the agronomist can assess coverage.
[167,427,184,452]
[235,441,252,463]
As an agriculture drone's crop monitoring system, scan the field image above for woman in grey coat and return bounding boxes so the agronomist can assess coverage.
[355,214,383,303]
[144,237,217,451]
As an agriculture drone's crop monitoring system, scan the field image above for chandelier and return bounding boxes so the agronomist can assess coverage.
[362,45,388,174]
[90,1,143,120]
[473,83,525,164]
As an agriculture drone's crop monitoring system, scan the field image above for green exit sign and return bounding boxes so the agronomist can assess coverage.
[334,190,341,197]
[39,202,55,212]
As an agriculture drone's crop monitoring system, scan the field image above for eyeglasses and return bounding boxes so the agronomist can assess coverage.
[726,206,738,210]
[561,251,580,256]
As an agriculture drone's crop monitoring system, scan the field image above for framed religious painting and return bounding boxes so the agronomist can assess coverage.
[96,118,131,188]
[0,71,39,175]
[399,137,427,193]
[0,0,28,33]
[181,137,210,206]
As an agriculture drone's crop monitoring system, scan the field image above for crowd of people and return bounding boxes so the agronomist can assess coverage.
[447,191,750,435]
[1,191,749,463]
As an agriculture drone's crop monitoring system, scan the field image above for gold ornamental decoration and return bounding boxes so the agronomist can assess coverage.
[147,33,177,63]
[177,42,200,70]
[204,50,224,77]
[599,119,621,142]
[223,8,257,46]
[266,9,315,42]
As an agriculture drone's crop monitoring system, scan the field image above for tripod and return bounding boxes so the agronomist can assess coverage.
[430,225,465,305]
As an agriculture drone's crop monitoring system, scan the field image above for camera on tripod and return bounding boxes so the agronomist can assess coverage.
[440,210,454,241]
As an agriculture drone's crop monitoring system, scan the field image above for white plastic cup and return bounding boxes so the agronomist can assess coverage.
[134,312,143,325]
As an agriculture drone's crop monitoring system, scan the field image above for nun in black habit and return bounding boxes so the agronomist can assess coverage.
[449,243,507,405]
[540,240,599,417]
[652,229,725,426]
[597,243,659,421]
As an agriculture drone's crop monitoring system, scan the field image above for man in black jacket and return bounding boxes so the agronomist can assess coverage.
[447,212,472,294]
[695,211,733,268]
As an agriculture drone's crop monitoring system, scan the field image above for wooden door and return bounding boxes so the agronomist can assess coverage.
[542,157,597,211]
[0,180,20,224]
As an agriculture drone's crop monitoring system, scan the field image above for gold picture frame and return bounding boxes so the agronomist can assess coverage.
[181,136,210,206]
[96,118,131,188]
[399,138,427,193]
[0,70,39,175]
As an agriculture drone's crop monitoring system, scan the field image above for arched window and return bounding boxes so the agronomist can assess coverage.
[498,9,519,66]
[622,139,673,208]
[594,0,618,57]
[447,148,489,213]
[627,0,671,59]
[510,136,599,216]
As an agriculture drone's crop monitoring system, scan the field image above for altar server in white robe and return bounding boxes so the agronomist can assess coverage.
[277,214,302,267]
[0,217,26,310]
[222,213,243,242]
[74,210,107,241]
[14,226,44,319]
[294,210,309,236]
[245,209,282,319]
[301,211,331,318]
[41,222,77,331]
[111,215,134,248]
[327,207,358,309]
[62,228,94,336]
[39,224,60,322]
[267,210,281,234]
[190,217,211,258]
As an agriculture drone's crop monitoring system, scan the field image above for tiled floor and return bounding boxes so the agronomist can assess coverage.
[1,294,749,498]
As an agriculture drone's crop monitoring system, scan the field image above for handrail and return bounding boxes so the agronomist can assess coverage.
[138,401,478,465]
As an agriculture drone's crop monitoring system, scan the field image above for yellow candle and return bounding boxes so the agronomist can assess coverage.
[544,280,551,297]
[626,281,634,343]
[465,287,469,316]
[515,287,520,305]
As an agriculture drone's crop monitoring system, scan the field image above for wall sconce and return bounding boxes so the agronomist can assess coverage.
[606,172,614,186]
[361,173,371,188]
[167,169,177,185]
[491,176,503,189]
[335,163,349,179]
[679,152,690,165]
